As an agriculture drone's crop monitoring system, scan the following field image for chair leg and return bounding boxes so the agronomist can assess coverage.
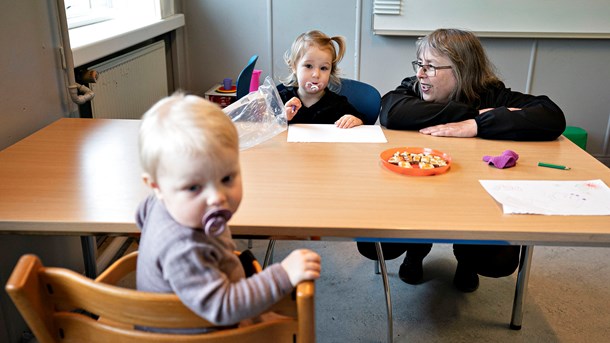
[510,245,534,330]
[247,238,253,249]
[81,236,97,278]
[263,240,276,269]
[374,260,380,274]
[375,242,394,343]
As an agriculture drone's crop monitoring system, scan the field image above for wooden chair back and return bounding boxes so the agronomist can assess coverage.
[5,252,315,343]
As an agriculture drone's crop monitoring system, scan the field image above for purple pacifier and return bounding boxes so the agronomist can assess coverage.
[202,208,232,237]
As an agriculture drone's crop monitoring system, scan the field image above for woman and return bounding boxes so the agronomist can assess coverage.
[359,28,565,292]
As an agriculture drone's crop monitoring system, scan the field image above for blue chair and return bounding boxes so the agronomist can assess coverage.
[336,78,381,125]
[275,78,381,124]
[236,55,258,100]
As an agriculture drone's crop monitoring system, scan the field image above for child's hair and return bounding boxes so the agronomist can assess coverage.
[282,30,346,91]
[138,92,238,181]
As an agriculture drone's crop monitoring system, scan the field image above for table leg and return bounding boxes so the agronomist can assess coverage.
[375,242,394,343]
[81,236,97,278]
[510,245,534,330]
[263,239,276,269]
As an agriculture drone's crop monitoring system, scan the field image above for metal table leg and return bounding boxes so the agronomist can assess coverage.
[511,245,534,330]
[81,236,97,278]
[263,239,276,269]
[375,242,394,343]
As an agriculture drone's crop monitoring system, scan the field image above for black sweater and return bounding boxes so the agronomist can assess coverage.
[380,76,566,141]
[279,87,366,124]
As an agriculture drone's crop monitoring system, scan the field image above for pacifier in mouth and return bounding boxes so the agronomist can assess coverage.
[306,81,320,91]
[202,207,232,237]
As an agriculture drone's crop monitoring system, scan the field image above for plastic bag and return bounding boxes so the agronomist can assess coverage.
[222,76,287,150]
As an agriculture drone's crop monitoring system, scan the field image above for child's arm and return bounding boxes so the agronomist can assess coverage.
[335,115,364,129]
[332,92,367,128]
[284,97,302,121]
[161,241,295,326]
[280,249,321,286]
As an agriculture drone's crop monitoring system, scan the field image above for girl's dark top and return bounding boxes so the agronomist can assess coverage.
[279,86,367,124]
[380,76,566,141]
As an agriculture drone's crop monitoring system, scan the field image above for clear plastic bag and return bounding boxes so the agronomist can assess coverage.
[222,76,287,150]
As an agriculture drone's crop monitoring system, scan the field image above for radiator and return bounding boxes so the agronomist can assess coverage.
[88,40,168,119]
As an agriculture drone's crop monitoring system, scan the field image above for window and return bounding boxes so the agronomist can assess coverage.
[65,0,161,29]
[65,0,115,29]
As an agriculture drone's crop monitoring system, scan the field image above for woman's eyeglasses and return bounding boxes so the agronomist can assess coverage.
[411,61,452,77]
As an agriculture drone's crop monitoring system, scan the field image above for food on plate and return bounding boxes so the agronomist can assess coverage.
[387,151,447,169]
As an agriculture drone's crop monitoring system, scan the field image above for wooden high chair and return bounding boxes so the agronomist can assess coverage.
[5,251,315,343]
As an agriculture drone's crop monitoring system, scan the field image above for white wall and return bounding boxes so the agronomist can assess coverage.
[181,0,610,164]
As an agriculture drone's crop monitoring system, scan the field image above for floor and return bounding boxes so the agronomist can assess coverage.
[243,239,610,343]
[25,238,610,343]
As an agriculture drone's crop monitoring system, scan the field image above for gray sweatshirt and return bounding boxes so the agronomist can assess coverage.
[136,195,293,326]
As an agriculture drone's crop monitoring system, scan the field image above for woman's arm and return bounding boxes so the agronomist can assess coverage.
[379,77,477,130]
[475,87,566,141]
[381,78,566,141]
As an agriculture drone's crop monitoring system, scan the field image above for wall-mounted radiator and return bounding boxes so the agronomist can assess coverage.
[88,40,168,119]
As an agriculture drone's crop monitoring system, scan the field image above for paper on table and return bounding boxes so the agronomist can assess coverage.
[479,179,610,215]
[287,124,388,143]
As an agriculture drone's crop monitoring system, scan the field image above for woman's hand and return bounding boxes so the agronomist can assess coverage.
[285,97,302,121]
[335,115,363,129]
[419,119,477,137]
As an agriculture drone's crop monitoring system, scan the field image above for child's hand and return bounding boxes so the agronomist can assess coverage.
[285,97,302,121]
[335,115,363,129]
[280,249,321,286]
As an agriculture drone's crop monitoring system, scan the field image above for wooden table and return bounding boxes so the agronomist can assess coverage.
[2,118,608,242]
[2,118,609,340]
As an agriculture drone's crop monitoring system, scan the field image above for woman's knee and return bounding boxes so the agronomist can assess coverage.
[478,245,521,277]
[356,242,408,260]
[454,244,521,277]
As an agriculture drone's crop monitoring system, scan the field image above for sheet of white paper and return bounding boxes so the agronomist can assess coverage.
[479,179,610,215]
[287,124,388,143]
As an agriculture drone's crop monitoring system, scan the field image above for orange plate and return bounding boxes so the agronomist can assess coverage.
[380,147,452,176]
[217,86,237,93]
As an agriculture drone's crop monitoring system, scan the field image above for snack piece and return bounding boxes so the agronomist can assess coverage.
[388,154,402,164]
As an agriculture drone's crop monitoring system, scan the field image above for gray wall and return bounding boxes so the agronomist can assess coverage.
[181,0,610,164]
[0,2,83,342]
[0,0,70,151]
[0,1,608,341]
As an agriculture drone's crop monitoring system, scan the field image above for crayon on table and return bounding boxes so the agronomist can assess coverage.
[538,162,571,170]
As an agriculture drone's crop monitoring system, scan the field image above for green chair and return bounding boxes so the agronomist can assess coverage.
[563,126,588,150]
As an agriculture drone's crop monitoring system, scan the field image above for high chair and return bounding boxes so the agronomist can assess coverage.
[5,251,315,343]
